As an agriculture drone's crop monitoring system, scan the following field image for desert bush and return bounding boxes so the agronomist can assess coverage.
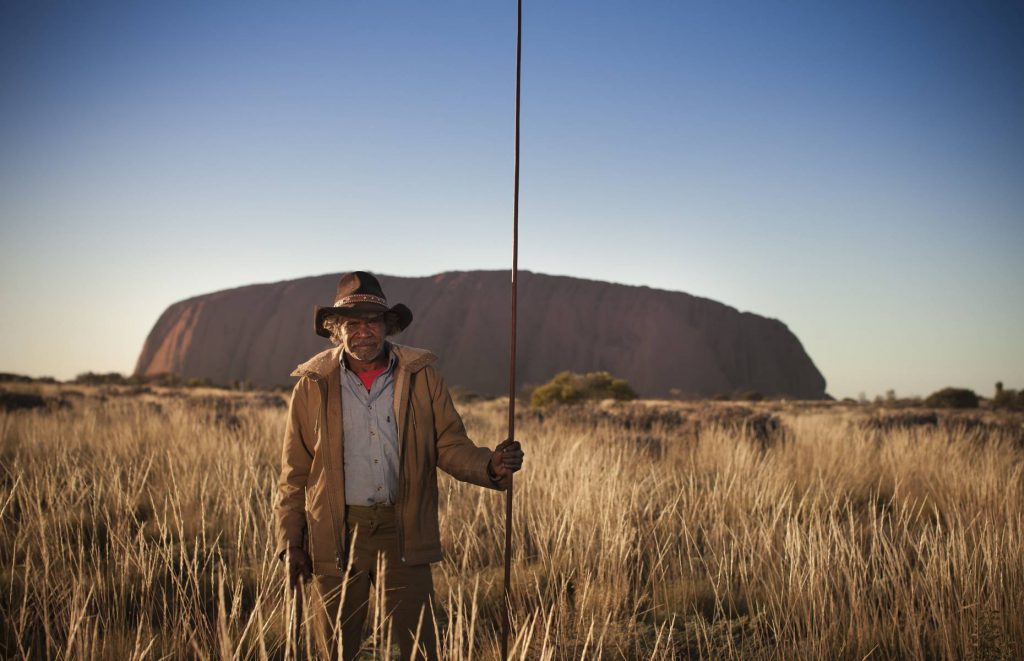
[145,372,187,387]
[0,389,72,413]
[697,406,788,449]
[73,371,131,385]
[530,370,637,407]
[0,373,36,383]
[711,390,766,402]
[993,383,1024,411]
[925,387,979,409]
[0,390,47,412]
[863,412,939,432]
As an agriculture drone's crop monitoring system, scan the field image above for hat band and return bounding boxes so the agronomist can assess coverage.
[335,293,387,307]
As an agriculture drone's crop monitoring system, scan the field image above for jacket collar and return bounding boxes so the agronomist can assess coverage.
[291,342,437,380]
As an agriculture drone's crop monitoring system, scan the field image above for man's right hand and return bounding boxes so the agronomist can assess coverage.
[287,547,313,589]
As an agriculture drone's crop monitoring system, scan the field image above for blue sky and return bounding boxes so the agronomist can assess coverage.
[1,1,1022,399]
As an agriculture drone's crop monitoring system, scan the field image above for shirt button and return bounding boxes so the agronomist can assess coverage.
[376,486,382,491]
[373,459,379,464]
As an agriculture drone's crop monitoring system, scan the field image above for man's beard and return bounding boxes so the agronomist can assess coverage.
[347,340,384,363]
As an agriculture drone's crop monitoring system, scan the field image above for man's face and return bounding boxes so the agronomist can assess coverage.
[338,312,387,363]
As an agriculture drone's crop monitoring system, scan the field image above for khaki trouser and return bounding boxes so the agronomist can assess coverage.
[311,505,438,660]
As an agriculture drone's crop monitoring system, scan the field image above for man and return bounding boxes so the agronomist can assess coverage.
[275,271,523,660]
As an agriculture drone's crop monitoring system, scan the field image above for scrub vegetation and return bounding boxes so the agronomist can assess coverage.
[1,382,1022,659]
[529,371,638,407]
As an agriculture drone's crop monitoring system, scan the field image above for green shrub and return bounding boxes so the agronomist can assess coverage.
[530,371,637,407]
[924,387,979,409]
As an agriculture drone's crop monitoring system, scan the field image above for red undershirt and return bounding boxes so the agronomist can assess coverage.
[357,365,388,392]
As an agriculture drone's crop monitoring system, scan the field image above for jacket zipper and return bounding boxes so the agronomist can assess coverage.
[310,374,346,570]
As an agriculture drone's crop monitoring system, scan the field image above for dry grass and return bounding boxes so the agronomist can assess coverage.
[1,386,1022,659]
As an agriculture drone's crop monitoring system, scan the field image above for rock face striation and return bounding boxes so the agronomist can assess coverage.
[135,271,827,399]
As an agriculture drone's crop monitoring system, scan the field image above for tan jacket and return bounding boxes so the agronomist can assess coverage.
[275,343,507,575]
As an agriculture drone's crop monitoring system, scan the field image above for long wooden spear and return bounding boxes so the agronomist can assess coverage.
[501,0,523,658]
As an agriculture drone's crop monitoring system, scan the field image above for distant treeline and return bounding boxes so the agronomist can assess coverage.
[0,373,58,384]
[0,371,284,392]
[842,383,1024,410]
[3,371,1022,409]
[72,372,207,387]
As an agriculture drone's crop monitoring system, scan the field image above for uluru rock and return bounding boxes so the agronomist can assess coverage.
[135,271,827,399]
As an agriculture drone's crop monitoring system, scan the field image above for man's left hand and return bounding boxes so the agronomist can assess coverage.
[490,438,524,479]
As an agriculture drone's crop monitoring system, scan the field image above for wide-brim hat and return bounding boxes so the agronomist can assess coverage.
[314,271,413,338]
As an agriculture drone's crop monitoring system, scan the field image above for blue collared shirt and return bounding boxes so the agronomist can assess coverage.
[340,349,400,505]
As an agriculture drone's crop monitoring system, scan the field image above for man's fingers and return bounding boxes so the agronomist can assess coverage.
[502,447,524,460]
[500,441,523,470]
[502,452,523,469]
[288,553,313,589]
[492,439,524,476]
